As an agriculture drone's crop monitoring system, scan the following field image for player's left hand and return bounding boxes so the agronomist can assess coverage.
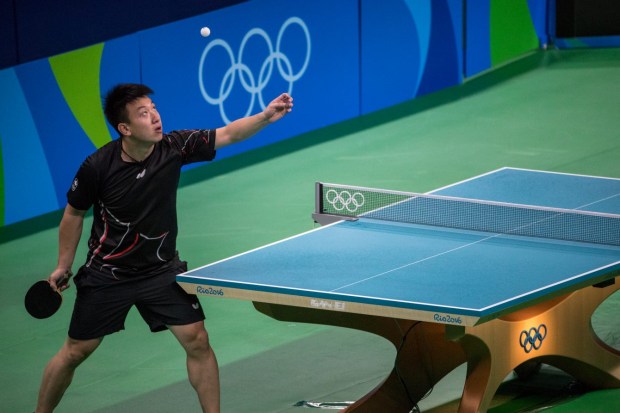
[264,93,293,123]
[49,268,73,292]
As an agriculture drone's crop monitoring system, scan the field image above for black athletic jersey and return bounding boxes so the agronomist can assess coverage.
[67,129,216,279]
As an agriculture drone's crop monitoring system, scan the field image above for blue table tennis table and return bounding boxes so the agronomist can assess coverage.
[178,167,620,413]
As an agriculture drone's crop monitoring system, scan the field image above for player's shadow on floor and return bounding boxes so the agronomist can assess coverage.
[90,328,394,413]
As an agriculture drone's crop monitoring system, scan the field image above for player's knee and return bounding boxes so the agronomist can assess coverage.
[61,337,101,367]
[170,322,213,356]
[185,326,212,356]
[194,328,213,353]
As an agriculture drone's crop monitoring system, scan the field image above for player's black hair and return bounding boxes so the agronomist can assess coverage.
[104,84,154,135]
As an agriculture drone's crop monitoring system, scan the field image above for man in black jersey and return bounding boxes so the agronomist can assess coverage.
[35,84,293,413]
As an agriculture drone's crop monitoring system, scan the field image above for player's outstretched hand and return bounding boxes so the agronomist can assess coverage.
[264,93,293,123]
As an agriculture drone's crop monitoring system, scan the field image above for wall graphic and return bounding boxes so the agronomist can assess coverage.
[0,0,548,227]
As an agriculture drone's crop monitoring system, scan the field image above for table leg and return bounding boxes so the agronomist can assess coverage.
[448,280,620,413]
[254,303,466,412]
[253,279,619,413]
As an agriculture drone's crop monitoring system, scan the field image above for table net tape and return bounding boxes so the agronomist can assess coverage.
[318,183,620,246]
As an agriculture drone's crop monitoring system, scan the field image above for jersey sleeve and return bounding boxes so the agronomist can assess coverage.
[165,129,217,165]
[66,159,98,211]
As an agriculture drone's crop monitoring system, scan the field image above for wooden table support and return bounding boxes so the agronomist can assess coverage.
[254,277,620,413]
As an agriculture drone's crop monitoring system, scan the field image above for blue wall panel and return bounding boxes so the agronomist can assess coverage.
[16,60,97,207]
[0,69,58,224]
[360,0,463,114]
[360,0,421,114]
[140,0,360,161]
[415,0,463,97]
[465,0,491,77]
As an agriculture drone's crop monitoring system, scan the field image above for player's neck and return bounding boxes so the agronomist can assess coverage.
[120,137,154,163]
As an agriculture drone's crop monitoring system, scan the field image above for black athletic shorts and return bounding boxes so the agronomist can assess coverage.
[68,263,205,340]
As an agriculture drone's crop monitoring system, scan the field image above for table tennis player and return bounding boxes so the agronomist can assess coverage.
[34,83,293,413]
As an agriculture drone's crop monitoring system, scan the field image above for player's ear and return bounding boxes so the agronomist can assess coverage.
[118,123,131,137]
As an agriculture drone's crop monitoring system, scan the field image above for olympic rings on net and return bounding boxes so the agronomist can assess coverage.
[326,189,365,213]
[198,17,311,124]
[519,324,547,353]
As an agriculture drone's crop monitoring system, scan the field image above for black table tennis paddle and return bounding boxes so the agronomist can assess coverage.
[24,272,71,319]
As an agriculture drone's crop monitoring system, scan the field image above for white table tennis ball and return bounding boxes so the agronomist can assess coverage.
[200,27,211,37]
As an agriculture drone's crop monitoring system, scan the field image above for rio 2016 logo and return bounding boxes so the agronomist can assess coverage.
[433,313,463,325]
[198,17,311,124]
[196,286,224,296]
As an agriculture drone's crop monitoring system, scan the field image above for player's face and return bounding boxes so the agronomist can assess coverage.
[122,97,163,143]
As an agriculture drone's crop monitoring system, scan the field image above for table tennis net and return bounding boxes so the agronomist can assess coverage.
[316,183,620,246]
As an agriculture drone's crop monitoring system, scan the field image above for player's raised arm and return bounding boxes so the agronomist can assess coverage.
[214,93,293,149]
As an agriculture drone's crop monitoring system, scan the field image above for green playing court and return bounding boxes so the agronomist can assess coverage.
[1,47,619,412]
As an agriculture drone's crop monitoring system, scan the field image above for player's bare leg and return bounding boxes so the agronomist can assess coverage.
[170,321,220,413]
[36,337,103,413]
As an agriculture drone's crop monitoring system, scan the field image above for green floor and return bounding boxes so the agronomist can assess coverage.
[1,48,619,412]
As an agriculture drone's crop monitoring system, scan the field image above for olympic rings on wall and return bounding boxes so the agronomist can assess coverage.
[198,17,311,124]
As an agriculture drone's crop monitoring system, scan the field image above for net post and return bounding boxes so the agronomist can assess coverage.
[312,182,358,225]
[314,182,323,216]
[312,182,327,225]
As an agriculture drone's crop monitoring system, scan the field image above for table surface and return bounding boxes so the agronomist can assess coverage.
[178,167,620,326]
